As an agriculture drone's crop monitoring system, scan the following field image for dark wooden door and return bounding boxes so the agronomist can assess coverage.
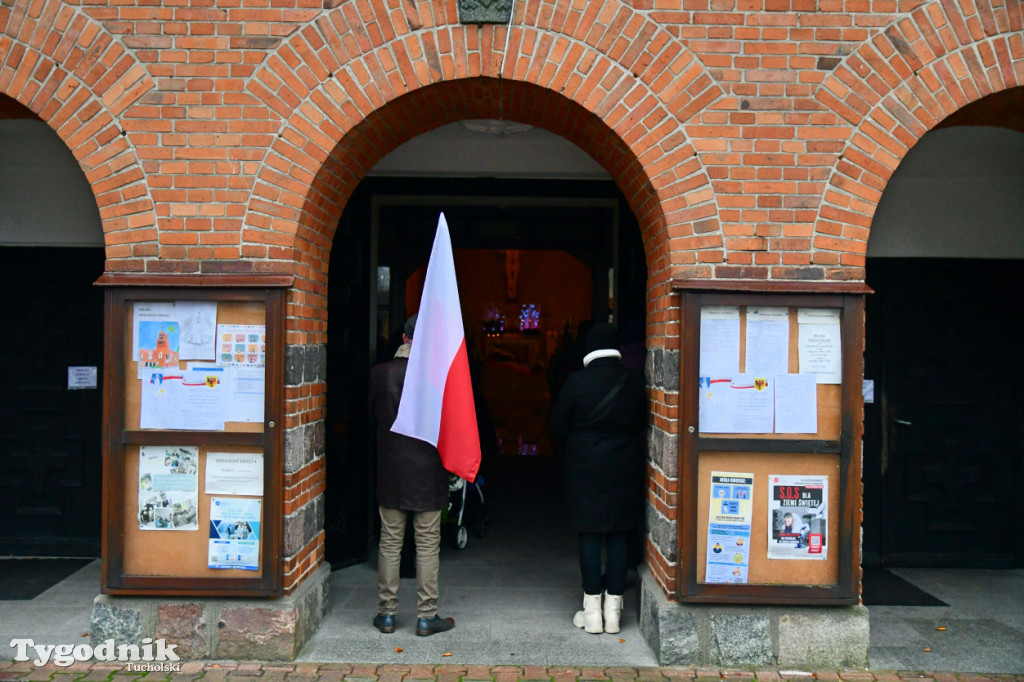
[0,247,105,556]
[865,259,1023,567]
[324,194,373,568]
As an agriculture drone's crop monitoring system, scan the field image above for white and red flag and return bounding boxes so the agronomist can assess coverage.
[391,213,481,483]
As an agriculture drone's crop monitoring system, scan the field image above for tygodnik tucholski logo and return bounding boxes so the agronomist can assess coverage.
[10,637,181,671]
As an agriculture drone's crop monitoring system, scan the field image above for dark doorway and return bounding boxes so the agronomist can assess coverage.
[324,178,646,567]
[0,247,105,557]
[863,258,1024,568]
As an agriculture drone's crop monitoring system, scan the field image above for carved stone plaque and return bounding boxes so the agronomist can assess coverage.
[458,0,513,24]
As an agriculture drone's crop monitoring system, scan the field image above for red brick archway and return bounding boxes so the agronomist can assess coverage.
[243,11,726,342]
[814,0,1024,276]
[0,1,156,258]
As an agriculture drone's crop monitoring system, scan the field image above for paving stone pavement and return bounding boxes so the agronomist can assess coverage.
[1,662,1023,682]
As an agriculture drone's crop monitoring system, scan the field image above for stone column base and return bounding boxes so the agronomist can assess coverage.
[90,563,330,661]
[638,568,869,668]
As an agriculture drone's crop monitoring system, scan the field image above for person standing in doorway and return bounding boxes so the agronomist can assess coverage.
[550,322,646,634]
[368,314,456,637]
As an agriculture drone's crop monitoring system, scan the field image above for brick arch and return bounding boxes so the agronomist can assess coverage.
[242,3,725,317]
[1,0,157,259]
[813,0,1023,275]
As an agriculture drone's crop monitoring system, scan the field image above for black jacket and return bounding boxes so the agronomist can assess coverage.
[549,355,646,533]
[368,347,449,511]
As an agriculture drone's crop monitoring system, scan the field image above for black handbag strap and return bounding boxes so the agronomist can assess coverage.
[578,370,630,427]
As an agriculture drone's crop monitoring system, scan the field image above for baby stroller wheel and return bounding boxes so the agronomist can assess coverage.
[451,525,468,550]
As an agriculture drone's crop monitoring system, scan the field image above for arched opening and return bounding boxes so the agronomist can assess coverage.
[0,93,106,563]
[862,87,1024,571]
[315,120,653,660]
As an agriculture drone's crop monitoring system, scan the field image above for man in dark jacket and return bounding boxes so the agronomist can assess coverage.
[368,314,455,637]
[549,322,646,635]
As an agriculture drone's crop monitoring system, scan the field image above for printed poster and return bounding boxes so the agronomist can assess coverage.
[138,446,199,531]
[217,324,266,367]
[209,497,261,570]
[767,474,828,560]
[705,471,754,584]
[135,303,180,379]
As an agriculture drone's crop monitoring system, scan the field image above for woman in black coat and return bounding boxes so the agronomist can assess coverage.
[549,323,646,634]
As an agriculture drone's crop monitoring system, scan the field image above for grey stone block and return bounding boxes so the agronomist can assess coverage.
[285,345,306,386]
[457,0,512,24]
[706,611,772,666]
[646,502,677,564]
[155,603,208,659]
[284,423,314,473]
[90,600,144,645]
[777,606,869,668]
[303,343,323,383]
[647,427,678,478]
[640,568,699,666]
[313,419,326,457]
[89,565,332,661]
[216,606,299,660]
[283,493,325,558]
[661,350,680,391]
[638,568,869,669]
[647,347,663,387]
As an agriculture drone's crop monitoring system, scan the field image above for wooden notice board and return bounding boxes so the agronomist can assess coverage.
[98,276,291,597]
[673,280,870,605]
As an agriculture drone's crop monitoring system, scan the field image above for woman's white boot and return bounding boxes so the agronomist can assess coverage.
[572,593,604,633]
[603,592,623,634]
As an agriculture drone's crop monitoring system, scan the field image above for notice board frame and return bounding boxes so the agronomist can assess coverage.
[673,279,871,605]
[97,274,292,597]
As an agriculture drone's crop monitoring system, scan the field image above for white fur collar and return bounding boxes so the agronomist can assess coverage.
[583,349,621,367]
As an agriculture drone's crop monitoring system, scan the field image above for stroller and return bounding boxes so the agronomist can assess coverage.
[442,474,487,549]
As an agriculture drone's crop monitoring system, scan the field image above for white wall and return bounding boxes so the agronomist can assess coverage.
[868,126,1024,259]
[369,120,610,180]
[0,119,103,247]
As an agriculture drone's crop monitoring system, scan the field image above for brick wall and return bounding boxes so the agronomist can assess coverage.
[1,0,1020,595]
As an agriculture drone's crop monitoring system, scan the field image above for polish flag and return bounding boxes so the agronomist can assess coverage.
[391,213,481,483]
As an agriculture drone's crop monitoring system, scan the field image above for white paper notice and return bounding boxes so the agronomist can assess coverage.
[140,370,227,431]
[699,378,734,433]
[177,301,218,360]
[700,375,774,434]
[227,366,265,423]
[744,307,790,377]
[705,471,754,584]
[67,366,98,390]
[726,374,774,433]
[798,308,842,384]
[206,452,264,496]
[700,306,740,377]
[774,373,818,433]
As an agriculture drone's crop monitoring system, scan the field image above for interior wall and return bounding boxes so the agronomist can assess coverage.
[0,120,103,247]
[407,248,593,351]
[868,126,1024,259]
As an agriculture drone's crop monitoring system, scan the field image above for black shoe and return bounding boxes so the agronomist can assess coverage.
[416,615,455,636]
[373,613,396,633]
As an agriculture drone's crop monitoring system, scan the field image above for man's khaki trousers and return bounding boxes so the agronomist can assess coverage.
[377,506,442,619]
